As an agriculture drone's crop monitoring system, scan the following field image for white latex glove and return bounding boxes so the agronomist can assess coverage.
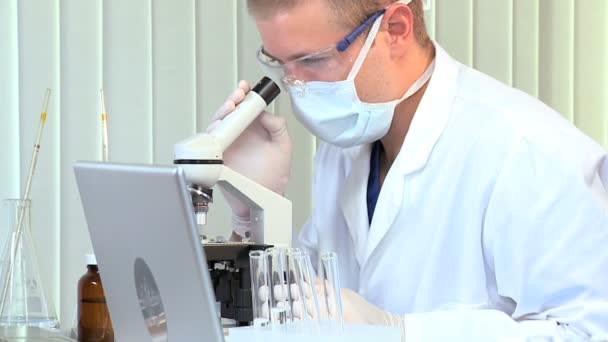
[206,80,292,238]
[286,280,403,327]
[261,279,403,330]
[333,288,405,341]
[308,278,403,327]
[325,287,403,327]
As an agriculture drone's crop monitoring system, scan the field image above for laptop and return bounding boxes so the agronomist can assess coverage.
[74,162,224,342]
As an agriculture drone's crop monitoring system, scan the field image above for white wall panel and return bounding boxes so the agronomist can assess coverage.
[0,0,20,200]
[152,0,196,164]
[277,96,315,233]
[474,0,513,85]
[17,0,61,318]
[513,0,540,97]
[539,0,575,121]
[573,0,608,145]
[237,4,265,86]
[196,1,238,131]
[435,0,474,66]
[58,0,102,327]
[103,0,153,163]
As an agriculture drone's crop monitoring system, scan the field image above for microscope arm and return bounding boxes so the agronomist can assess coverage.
[217,165,292,247]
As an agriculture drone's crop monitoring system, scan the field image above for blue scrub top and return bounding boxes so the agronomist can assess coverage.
[367,141,382,225]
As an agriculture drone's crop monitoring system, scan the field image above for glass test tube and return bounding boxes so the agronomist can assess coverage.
[249,250,270,327]
[266,248,290,325]
[289,250,321,322]
[319,251,344,328]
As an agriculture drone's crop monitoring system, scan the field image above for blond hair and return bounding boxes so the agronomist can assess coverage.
[247,0,431,48]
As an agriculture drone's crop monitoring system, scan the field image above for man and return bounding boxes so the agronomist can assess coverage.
[208,0,608,338]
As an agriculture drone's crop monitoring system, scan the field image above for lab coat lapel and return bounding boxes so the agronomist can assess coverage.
[339,145,372,268]
[362,43,461,266]
[365,173,404,263]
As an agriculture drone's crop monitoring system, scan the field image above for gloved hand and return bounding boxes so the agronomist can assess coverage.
[328,287,405,340]
[262,278,405,337]
[293,280,404,327]
[338,288,404,327]
[206,80,292,238]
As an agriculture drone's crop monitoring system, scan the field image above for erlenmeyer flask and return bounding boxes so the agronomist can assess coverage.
[0,199,58,330]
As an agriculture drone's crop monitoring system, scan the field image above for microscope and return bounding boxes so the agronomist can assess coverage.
[173,77,292,326]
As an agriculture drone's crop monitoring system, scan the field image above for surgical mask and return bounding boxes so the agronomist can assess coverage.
[286,12,435,148]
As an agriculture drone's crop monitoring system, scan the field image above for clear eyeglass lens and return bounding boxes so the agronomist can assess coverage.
[258,49,282,68]
[257,44,355,87]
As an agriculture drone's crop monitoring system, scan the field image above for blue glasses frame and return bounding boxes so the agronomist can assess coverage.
[336,9,387,52]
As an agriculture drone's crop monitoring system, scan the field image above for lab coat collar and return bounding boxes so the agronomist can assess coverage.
[394,42,460,176]
[340,42,461,268]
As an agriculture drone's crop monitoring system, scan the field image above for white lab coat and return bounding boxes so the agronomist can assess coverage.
[297,43,608,338]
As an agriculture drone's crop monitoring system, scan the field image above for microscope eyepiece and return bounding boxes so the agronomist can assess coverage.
[252,77,280,105]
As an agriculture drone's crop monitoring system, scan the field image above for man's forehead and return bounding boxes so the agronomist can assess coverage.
[255,1,347,61]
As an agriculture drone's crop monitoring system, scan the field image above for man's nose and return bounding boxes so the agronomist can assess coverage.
[282,64,300,80]
[283,63,316,83]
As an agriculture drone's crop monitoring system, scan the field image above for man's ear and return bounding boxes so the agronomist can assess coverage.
[383,4,415,59]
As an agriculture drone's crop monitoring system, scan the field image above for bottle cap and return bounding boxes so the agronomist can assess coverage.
[86,254,97,266]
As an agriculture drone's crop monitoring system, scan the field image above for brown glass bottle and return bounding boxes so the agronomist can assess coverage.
[77,255,114,342]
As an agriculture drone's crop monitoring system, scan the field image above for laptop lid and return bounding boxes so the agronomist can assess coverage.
[74,162,223,342]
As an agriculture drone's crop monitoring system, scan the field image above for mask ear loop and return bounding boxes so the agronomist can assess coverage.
[399,0,431,11]
[346,14,385,81]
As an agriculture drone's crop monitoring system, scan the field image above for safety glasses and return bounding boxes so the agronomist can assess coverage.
[256,8,387,83]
